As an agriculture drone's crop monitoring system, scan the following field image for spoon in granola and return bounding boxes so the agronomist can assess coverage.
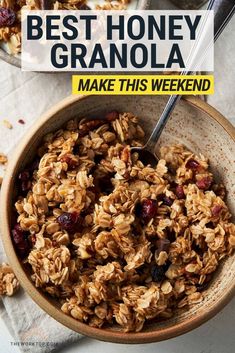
[130,0,235,167]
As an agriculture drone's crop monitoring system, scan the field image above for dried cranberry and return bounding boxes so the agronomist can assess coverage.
[156,238,170,253]
[18,119,25,125]
[186,159,200,170]
[60,155,79,170]
[151,264,166,282]
[136,199,158,223]
[211,205,223,217]
[175,185,185,199]
[57,212,80,232]
[196,176,212,190]
[18,170,30,182]
[161,195,173,206]
[12,224,29,257]
[0,8,16,27]
[105,111,119,121]
[18,169,31,193]
[21,180,32,192]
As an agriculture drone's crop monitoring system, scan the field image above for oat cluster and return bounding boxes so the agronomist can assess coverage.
[0,152,8,165]
[13,112,235,332]
[0,263,20,296]
[0,0,131,54]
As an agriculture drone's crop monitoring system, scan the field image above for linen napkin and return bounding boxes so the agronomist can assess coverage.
[0,239,83,353]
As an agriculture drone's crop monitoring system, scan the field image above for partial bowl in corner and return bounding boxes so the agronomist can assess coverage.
[0,0,151,68]
[1,95,235,343]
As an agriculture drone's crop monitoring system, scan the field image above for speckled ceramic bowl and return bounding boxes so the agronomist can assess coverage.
[1,95,235,343]
[0,0,150,68]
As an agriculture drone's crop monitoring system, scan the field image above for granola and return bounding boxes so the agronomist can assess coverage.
[0,152,8,164]
[0,0,131,54]
[2,119,13,129]
[0,262,20,296]
[12,111,235,332]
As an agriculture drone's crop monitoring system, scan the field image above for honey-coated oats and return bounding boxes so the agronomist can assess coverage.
[12,111,235,332]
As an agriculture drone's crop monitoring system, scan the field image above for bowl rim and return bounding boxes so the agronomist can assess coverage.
[1,95,235,343]
[0,0,151,69]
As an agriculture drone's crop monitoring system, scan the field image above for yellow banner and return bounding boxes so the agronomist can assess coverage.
[72,75,214,95]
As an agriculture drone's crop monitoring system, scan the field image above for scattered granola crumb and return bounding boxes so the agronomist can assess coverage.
[0,263,20,296]
[2,119,13,129]
[0,153,8,165]
[18,119,25,125]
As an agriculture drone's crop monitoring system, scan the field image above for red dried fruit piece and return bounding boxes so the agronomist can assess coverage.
[156,238,170,253]
[0,8,16,27]
[175,185,185,199]
[12,224,29,257]
[211,205,223,217]
[158,194,173,206]
[18,169,32,193]
[18,119,25,125]
[137,199,158,223]
[186,159,200,170]
[196,176,212,190]
[57,212,80,232]
[21,180,32,192]
[162,196,173,206]
[105,111,119,121]
[60,154,79,170]
[18,170,30,181]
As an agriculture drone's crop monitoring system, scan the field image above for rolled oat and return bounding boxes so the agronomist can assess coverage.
[0,263,20,296]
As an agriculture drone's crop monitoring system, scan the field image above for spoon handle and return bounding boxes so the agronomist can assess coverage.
[145,0,235,153]
[209,0,235,41]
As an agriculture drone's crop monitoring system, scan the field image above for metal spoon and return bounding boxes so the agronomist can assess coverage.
[131,0,235,166]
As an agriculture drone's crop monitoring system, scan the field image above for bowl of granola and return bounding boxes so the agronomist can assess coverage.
[1,95,235,343]
[0,0,150,68]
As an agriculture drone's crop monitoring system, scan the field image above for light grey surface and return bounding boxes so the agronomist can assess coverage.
[1,298,235,353]
[0,1,234,352]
